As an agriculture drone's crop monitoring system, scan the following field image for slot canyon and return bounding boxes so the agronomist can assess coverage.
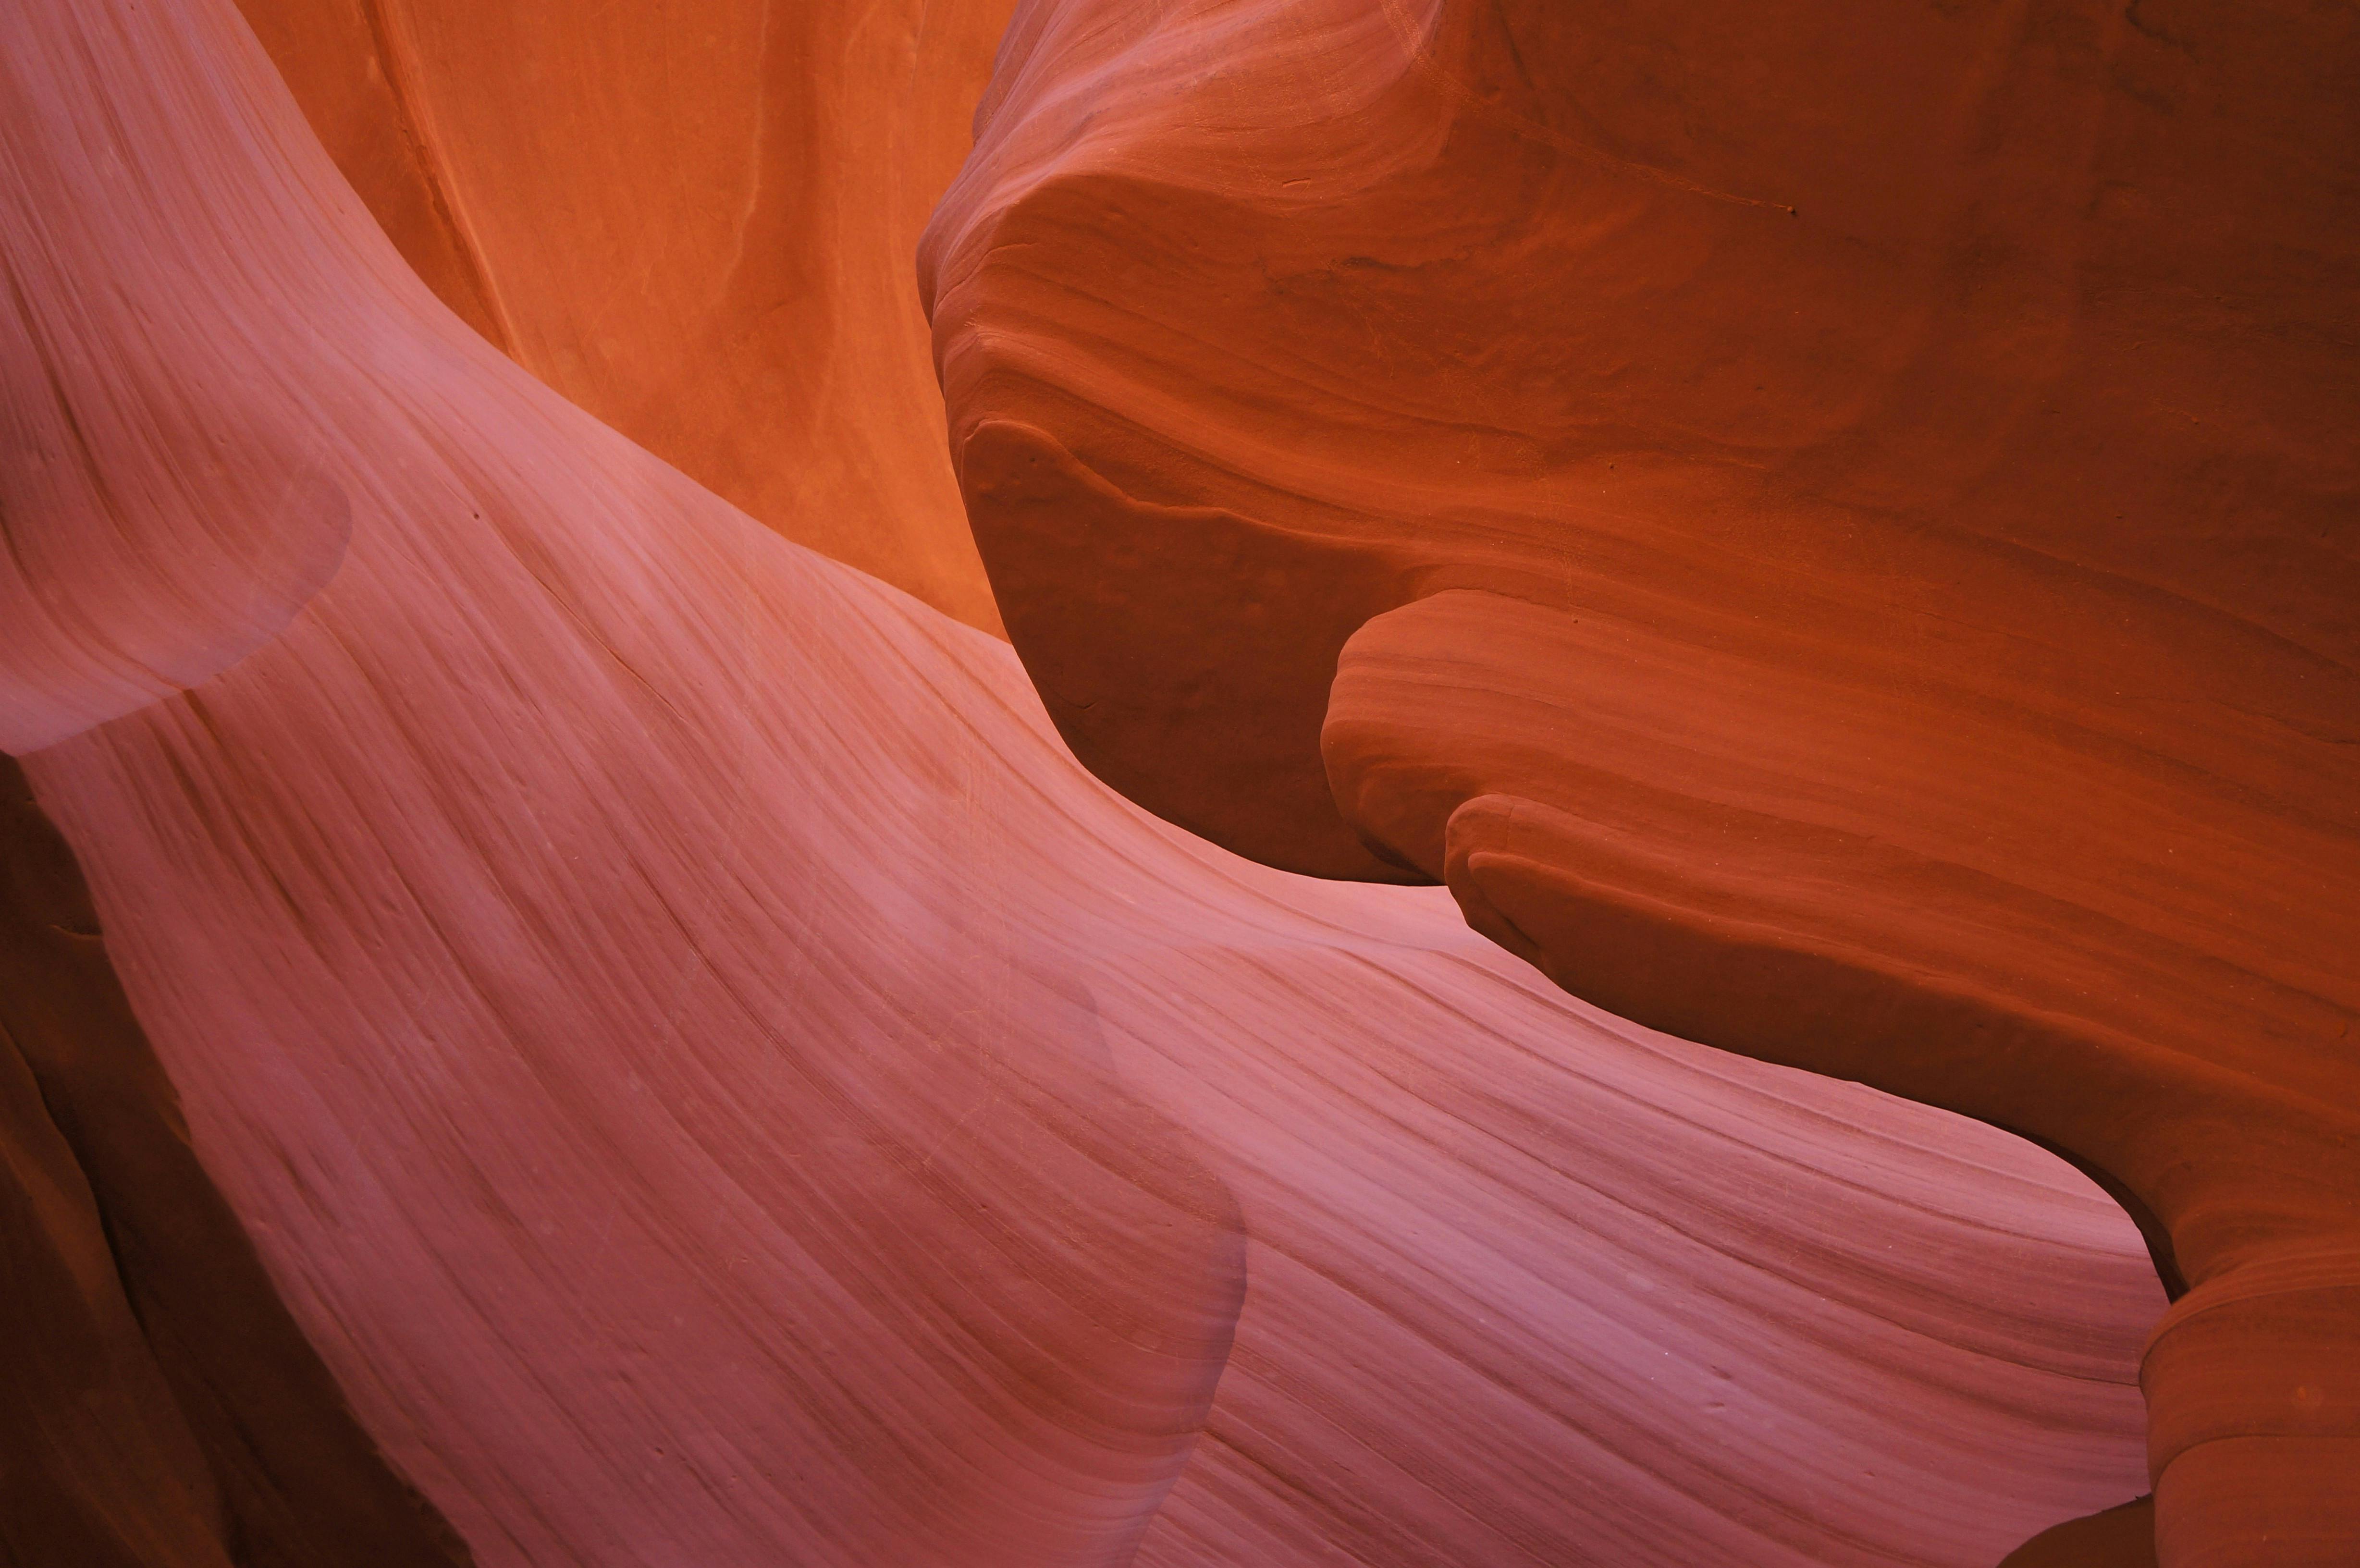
[1,1,2350,1565]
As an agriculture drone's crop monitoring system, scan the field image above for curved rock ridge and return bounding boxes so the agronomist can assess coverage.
[0,757,471,1568]
[920,0,2360,1560]
[2,1,2165,1565]
[0,14,352,753]
[228,0,1013,634]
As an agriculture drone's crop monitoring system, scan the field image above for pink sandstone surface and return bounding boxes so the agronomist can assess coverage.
[0,0,2284,1563]
[921,2,2360,1560]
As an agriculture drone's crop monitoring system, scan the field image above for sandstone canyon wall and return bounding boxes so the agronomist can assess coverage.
[230,0,1014,634]
[41,0,2360,1558]
[921,1,2360,1562]
[0,758,471,1568]
[0,0,2188,1563]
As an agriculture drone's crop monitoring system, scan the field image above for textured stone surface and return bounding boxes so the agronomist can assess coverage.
[0,754,468,1568]
[1,1,2170,1564]
[233,0,1013,633]
[922,1,2360,1559]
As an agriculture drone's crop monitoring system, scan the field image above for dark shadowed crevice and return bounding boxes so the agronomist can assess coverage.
[0,755,472,1568]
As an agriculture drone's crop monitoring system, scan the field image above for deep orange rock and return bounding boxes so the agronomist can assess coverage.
[922,1,2360,1560]
[5,0,2170,1562]
[233,0,1013,633]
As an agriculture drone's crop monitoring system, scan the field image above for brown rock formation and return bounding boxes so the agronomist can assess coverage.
[922,1,2360,1561]
[1,754,468,1568]
[2000,1497,2159,1568]
[6,0,2172,1562]
[233,0,1013,633]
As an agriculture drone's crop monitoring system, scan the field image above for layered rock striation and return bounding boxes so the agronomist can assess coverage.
[922,1,2360,1560]
[0,0,2175,1564]
[231,0,1015,633]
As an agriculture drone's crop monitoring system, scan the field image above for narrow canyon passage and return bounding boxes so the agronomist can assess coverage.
[6,0,2345,1565]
